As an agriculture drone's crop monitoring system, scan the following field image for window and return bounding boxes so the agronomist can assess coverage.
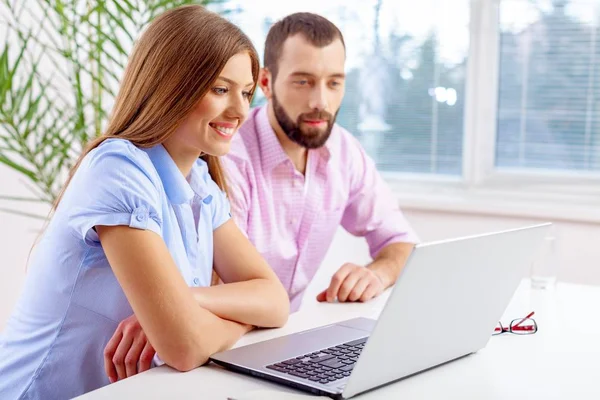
[497,0,600,172]
[336,1,469,176]
[228,0,470,175]
[226,0,600,222]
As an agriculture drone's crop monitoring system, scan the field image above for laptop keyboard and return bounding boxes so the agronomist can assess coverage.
[265,337,368,385]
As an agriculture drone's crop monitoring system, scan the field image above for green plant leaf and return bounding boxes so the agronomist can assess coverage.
[0,207,48,219]
[0,153,37,181]
[0,195,47,202]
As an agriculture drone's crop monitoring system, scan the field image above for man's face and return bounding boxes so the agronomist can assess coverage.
[265,34,346,149]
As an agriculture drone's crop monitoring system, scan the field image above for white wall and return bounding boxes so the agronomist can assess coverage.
[406,210,600,286]
[2,160,600,328]
[0,165,49,330]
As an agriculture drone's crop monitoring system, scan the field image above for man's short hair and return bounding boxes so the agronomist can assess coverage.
[264,12,345,79]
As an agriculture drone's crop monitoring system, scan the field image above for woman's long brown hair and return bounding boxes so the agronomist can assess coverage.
[53,4,259,211]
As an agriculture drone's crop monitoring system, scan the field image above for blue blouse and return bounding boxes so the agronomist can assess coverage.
[0,139,230,399]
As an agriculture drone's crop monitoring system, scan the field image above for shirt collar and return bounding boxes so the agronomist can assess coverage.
[255,105,332,173]
[188,158,212,200]
[144,144,194,205]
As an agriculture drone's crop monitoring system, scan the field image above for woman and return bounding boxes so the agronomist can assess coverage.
[0,5,289,399]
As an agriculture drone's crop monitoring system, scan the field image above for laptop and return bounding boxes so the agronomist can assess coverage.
[210,223,551,399]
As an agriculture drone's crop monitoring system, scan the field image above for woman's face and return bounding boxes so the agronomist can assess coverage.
[167,52,255,157]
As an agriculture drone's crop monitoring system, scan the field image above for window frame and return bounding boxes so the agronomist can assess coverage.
[384,0,600,224]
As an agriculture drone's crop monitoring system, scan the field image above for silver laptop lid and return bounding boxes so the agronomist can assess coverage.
[342,223,551,398]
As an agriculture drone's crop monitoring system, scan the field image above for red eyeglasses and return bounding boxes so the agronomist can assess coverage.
[493,311,537,335]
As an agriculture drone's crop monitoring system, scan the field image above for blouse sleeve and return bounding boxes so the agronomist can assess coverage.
[67,140,163,247]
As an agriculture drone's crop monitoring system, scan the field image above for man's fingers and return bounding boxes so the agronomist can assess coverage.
[316,290,328,302]
[360,282,381,302]
[326,264,355,302]
[138,342,156,373]
[337,269,363,302]
[347,276,370,302]
[112,333,134,381]
[124,337,145,378]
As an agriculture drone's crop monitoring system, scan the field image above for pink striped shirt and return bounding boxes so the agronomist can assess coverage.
[222,106,419,311]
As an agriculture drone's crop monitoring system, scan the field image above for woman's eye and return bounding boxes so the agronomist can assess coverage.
[212,87,228,95]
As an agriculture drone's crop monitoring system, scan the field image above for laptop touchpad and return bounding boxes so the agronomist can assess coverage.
[335,317,377,333]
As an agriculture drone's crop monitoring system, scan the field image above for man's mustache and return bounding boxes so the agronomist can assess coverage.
[300,111,333,122]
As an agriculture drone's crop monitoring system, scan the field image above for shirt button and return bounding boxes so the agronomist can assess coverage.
[193,277,200,285]
[136,214,144,221]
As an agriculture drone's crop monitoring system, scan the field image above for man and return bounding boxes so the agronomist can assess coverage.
[222,12,419,312]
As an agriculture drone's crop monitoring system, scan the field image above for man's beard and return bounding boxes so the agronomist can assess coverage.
[272,92,338,149]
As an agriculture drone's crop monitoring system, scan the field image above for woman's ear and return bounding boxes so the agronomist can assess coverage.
[258,68,273,100]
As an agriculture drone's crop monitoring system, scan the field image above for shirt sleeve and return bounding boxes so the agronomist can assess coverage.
[221,155,251,235]
[207,178,232,231]
[340,137,419,259]
[67,140,163,247]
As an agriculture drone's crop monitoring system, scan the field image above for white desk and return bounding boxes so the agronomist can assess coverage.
[79,281,600,399]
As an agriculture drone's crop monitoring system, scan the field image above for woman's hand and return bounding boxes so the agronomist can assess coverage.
[104,314,156,382]
[104,312,254,382]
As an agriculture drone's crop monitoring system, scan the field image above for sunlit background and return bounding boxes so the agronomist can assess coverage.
[1,0,599,327]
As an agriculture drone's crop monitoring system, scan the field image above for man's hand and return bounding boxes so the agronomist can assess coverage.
[104,314,156,383]
[316,263,385,303]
